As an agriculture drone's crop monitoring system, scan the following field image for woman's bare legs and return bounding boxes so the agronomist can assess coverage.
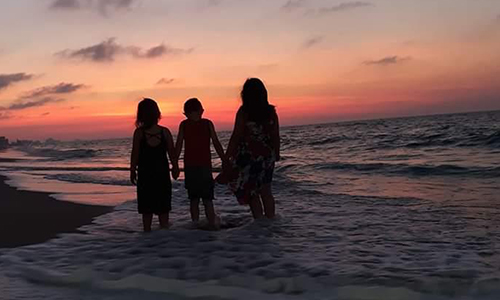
[203,199,217,228]
[260,184,276,219]
[249,195,264,219]
[158,213,169,229]
[142,213,153,232]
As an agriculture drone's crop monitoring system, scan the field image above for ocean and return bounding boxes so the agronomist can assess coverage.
[0,110,499,300]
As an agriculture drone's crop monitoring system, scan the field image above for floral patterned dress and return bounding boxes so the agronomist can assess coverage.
[229,119,276,205]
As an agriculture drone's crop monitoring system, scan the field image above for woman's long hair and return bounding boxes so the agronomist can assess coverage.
[135,98,161,128]
[240,78,275,123]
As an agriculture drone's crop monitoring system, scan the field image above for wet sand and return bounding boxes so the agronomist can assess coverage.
[0,175,113,248]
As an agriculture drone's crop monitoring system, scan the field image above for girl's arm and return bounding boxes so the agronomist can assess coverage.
[174,122,185,162]
[208,120,227,163]
[271,113,281,161]
[225,109,245,160]
[164,127,180,180]
[130,129,141,185]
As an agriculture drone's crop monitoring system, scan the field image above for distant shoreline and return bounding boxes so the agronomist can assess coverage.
[4,109,499,143]
[0,175,113,249]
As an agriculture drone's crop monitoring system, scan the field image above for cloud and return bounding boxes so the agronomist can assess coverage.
[57,38,192,63]
[8,97,65,110]
[50,0,80,10]
[132,44,193,59]
[97,0,135,15]
[0,73,33,91]
[195,0,223,11]
[318,1,373,14]
[57,38,123,62]
[156,78,175,85]
[363,56,412,66]
[1,82,80,112]
[302,36,324,49]
[21,83,86,99]
[41,112,51,116]
[49,0,136,16]
[207,0,223,7]
[282,0,306,12]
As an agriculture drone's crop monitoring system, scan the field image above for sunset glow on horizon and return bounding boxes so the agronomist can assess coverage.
[1,0,500,140]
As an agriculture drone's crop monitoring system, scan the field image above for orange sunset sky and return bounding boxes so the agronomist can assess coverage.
[1,0,500,140]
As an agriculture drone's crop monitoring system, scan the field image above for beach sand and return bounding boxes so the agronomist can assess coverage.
[0,174,113,248]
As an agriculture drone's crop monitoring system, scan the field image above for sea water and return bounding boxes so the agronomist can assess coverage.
[0,111,499,299]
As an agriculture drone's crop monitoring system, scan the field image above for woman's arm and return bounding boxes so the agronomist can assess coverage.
[164,127,180,180]
[130,129,141,185]
[208,120,227,162]
[225,109,246,160]
[271,113,280,161]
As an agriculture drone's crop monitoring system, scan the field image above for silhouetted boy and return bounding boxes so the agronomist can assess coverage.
[175,98,225,229]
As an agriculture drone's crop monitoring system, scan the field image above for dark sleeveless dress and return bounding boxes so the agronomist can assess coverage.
[137,127,172,214]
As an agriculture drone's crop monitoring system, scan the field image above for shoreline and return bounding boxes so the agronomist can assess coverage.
[0,175,113,249]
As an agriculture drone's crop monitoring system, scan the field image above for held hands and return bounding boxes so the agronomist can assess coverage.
[221,157,232,173]
[172,165,180,180]
[130,169,137,186]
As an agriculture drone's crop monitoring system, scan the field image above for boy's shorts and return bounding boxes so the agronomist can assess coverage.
[184,166,214,200]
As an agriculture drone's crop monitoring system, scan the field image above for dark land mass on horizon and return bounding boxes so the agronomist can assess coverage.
[0,174,113,248]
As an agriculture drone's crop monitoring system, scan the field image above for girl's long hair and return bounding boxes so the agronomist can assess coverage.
[240,78,275,123]
[135,98,161,128]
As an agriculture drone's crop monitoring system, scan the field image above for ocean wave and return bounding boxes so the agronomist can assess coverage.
[402,131,500,149]
[6,243,500,300]
[309,162,500,178]
[9,166,130,172]
[44,173,131,186]
[308,136,346,146]
[18,146,98,160]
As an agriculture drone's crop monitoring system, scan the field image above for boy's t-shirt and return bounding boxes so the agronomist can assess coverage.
[183,119,212,168]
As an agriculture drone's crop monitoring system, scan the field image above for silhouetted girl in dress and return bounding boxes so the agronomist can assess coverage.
[130,98,179,232]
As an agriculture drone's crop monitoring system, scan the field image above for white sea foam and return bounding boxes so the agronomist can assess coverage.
[1,193,499,300]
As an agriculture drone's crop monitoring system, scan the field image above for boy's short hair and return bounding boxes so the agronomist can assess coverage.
[184,98,203,114]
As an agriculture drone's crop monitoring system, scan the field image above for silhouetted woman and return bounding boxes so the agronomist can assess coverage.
[225,78,280,219]
[130,98,179,232]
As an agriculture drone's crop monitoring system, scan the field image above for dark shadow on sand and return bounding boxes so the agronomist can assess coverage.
[0,175,113,248]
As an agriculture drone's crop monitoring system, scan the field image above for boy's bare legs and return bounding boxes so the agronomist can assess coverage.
[203,199,217,228]
[249,195,264,219]
[260,184,276,219]
[158,213,169,229]
[190,198,200,222]
[142,213,153,232]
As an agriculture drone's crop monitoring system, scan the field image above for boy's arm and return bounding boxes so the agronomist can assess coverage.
[164,127,180,179]
[271,113,281,161]
[226,109,245,160]
[208,120,226,162]
[174,122,185,162]
[130,129,141,185]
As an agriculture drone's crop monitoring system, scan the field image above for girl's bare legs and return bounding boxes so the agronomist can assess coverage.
[158,213,169,229]
[249,195,264,219]
[190,198,200,222]
[142,213,153,232]
[260,184,276,219]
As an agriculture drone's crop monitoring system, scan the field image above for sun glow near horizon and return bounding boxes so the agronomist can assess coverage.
[1,0,500,140]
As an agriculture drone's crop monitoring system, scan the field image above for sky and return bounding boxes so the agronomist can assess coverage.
[1,0,500,140]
